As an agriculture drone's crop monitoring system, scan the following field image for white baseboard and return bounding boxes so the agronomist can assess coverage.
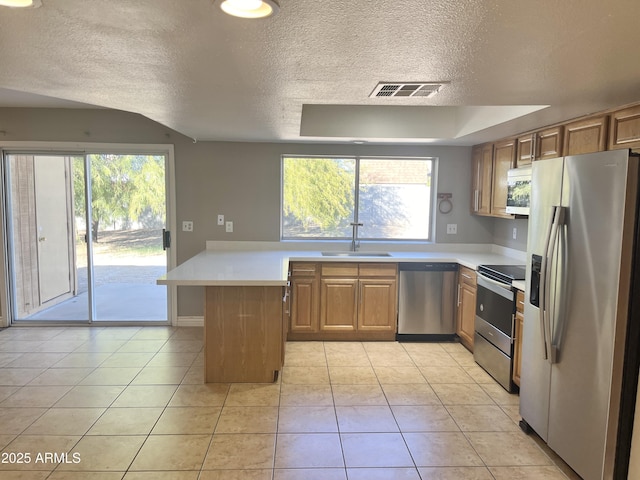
[176,316,204,327]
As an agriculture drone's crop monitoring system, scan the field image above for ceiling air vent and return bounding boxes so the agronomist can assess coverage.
[369,82,446,98]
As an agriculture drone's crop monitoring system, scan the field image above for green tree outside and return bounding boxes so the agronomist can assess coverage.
[73,154,165,242]
[282,157,354,236]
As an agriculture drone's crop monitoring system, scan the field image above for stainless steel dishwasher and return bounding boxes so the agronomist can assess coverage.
[396,262,458,341]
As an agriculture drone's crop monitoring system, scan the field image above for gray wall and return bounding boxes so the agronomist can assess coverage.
[0,108,497,317]
[492,217,529,252]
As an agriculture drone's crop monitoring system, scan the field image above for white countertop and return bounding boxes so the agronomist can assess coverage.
[157,243,527,287]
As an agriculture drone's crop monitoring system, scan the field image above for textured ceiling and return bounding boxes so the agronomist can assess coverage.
[0,0,638,145]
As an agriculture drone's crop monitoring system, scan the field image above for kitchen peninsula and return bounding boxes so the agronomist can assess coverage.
[158,242,525,383]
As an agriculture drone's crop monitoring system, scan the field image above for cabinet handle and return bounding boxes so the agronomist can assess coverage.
[510,313,516,343]
[292,269,315,275]
[457,284,461,306]
[474,190,479,211]
[531,133,537,162]
[461,273,472,280]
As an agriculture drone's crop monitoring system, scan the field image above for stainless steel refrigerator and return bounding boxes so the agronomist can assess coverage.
[519,149,640,480]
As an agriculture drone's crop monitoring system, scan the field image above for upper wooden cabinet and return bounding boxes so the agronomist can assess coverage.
[473,102,640,214]
[471,143,493,216]
[490,139,516,219]
[563,115,609,156]
[608,104,640,150]
[516,126,564,166]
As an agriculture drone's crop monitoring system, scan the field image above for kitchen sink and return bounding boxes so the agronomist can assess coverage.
[321,252,391,257]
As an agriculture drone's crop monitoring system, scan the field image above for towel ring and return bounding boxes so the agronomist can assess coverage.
[438,197,453,214]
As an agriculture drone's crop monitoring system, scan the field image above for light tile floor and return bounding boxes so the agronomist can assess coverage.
[0,326,579,479]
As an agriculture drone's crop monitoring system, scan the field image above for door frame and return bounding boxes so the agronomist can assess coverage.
[0,141,177,327]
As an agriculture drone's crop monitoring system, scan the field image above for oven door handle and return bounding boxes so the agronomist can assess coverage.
[476,272,514,301]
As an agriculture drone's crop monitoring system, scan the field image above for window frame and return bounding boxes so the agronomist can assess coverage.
[280,154,437,242]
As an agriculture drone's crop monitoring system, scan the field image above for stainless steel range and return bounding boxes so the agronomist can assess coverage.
[474,264,525,393]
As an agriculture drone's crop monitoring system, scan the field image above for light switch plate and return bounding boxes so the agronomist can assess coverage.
[225,221,233,233]
[217,214,224,226]
[182,221,193,232]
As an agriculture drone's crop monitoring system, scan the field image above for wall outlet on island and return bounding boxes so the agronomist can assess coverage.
[513,227,518,240]
[446,224,457,235]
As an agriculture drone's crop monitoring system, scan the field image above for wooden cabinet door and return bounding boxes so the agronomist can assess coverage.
[513,310,524,387]
[563,115,608,155]
[290,276,319,333]
[456,267,476,351]
[320,278,358,332]
[537,126,564,160]
[512,289,525,387]
[608,104,640,150]
[458,283,476,351]
[471,144,493,215]
[358,278,397,332]
[516,133,534,167]
[490,139,516,218]
[517,127,563,166]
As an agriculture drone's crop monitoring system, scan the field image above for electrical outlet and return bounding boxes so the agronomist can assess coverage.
[513,227,518,240]
[182,221,193,232]
[217,214,224,226]
[446,224,457,235]
[225,221,233,233]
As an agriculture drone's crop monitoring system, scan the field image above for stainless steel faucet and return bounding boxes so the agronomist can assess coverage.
[350,222,363,251]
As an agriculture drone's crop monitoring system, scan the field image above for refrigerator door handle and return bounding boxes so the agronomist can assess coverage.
[538,205,556,360]
[548,206,566,364]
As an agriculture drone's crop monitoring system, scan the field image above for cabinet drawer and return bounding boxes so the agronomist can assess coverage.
[290,262,317,277]
[516,289,525,313]
[358,263,397,278]
[459,266,477,287]
[321,263,358,277]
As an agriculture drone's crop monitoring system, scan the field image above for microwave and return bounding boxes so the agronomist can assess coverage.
[506,166,531,215]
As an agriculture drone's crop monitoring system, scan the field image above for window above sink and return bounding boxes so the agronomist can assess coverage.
[281,156,435,242]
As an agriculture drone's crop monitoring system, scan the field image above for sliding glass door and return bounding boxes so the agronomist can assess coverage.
[88,154,168,321]
[6,153,88,321]
[3,150,170,324]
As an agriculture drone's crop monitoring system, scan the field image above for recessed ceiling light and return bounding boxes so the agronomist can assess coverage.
[219,0,279,18]
[0,0,41,7]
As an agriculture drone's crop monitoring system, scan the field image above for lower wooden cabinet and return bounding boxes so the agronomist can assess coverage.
[204,286,284,383]
[320,277,358,332]
[456,266,477,351]
[358,278,397,333]
[289,262,397,341]
[512,289,525,387]
[289,263,320,334]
